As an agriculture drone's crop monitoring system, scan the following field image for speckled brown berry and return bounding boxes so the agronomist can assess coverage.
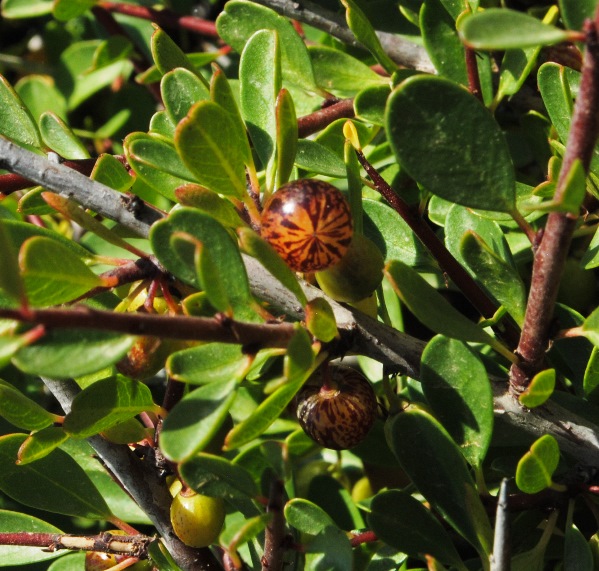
[260,179,353,273]
[295,365,377,450]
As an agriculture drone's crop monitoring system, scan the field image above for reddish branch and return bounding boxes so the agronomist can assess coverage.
[98,2,219,37]
[0,306,295,348]
[355,150,521,348]
[261,479,286,571]
[298,99,355,138]
[509,14,599,395]
[465,47,483,102]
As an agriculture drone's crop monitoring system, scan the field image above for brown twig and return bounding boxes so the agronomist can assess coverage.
[98,2,219,37]
[0,531,151,558]
[465,47,483,102]
[261,480,287,571]
[508,13,599,395]
[298,99,355,138]
[0,306,296,349]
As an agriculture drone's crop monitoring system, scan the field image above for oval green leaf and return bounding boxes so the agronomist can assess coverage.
[17,426,69,465]
[515,434,560,494]
[0,379,57,431]
[161,67,210,125]
[386,75,515,212]
[0,74,41,148]
[39,112,89,159]
[519,368,556,408]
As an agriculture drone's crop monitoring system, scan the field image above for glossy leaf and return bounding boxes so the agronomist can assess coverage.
[224,328,316,450]
[386,407,492,556]
[150,208,257,321]
[515,434,560,493]
[161,380,238,462]
[285,498,335,534]
[309,46,387,96]
[15,75,67,124]
[340,0,397,74]
[538,63,574,146]
[17,426,69,465]
[0,434,113,519]
[0,336,27,370]
[215,0,316,89]
[151,26,209,88]
[459,231,527,325]
[90,154,133,192]
[175,100,247,198]
[237,227,307,306]
[368,489,463,566]
[295,139,346,178]
[191,239,232,314]
[1,0,52,18]
[20,236,102,306]
[387,75,515,212]
[0,379,57,431]
[559,0,597,31]
[564,525,594,571]
[583,346,599,400]
[420,335,494,467]
[581,306,599,346]
[125,131,195,201]
[385,260,495,345]
[275,88,297,189]
[180,453,258,500]
[240,29,280,186]
[460,9,570,49]
[0,219,26,304]
[13,329,134,378]
[0,510,62,565]
[219,513,270,557]
[0,74,41,148]
[305,298,338,343]
[161,67,210,125]
[91,36,133,70]
[175,185,245,229]
[63,376,156,438]
[519,369,556,408]
[354,85,391,126]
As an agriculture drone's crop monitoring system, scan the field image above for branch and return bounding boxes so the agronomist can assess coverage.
[261,480,286,571]
[509,15,599,394]
[250,0,435,73]
[41,377,222,571]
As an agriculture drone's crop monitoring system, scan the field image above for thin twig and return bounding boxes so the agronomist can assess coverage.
[261,480,286,571]
[490,479,511,571]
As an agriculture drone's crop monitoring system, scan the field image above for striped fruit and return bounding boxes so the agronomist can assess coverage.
[295,365,377,450]
[260,179,353,273]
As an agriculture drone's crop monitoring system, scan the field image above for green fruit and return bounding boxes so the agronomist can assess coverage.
[295,365,378,450]
[351,476,374,502]
[170,489,225,548]
[315,234,384,303]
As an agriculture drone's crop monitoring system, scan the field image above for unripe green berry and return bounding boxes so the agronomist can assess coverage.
[170,489,225,548]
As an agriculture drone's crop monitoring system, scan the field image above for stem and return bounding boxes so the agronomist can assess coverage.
[298,99,355,138]
[261,480,286,571]
[465,47,483,102]
[490,479,511,571]
[355,149,521,348]
[509,14,599,395]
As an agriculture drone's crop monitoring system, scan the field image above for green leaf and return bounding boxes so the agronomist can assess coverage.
[52,0,96,21]
[309,46,387,96]
[385,260,495,345]
[354,84,391,126]
[90,153,133,192]
[150,208,258,321]
[0,219,26,304]
[13,329,134,378]
[175,100,248,198]
[161,67,210,125]
[150,26,209,88]
[295,139,347,178]
[16,426,69,465]
[387,75,516,212]
[1,0,52,18]
[15,76,67,124]
[581,306,599,346]
[515,434,560,493]
[385,407,493,556]
[240,29,280,186]
[0,379,57,431]
[420,336,494,467]
[368,490,464,566]
[46,552,86,570]
[0,336,27,370]
[340,0,397,74]
[565,525,594,571]
[0,433,113,519]
[125,131,195,201]
[63,376,156,438]
[237,227,307,306]
[305,298,338,343]
[91,36,133,70]
[275,88,297,189]
[216,0,316,90]
[219,513,270,554]
[175,185,245,229]
[421,0,467,85]
[180,453,258,500]
[0,74,41,149]
[583,346,599,401]
[20,236,103,306]
[460,9,570,50]
[161,380,238,462]
[559,0,598,31]
[519,369,556,408]
[0,510,62,566]
[285,498,335,534]
[190,238,232,314]
[459,231,527,326]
